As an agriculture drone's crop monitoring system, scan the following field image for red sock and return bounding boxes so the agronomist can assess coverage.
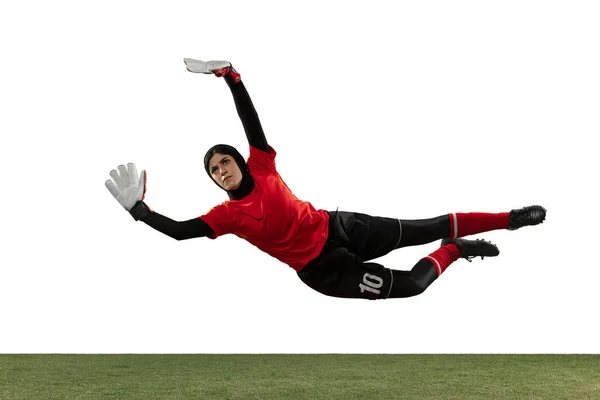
[448,212,510,238]
[424,244,461,276]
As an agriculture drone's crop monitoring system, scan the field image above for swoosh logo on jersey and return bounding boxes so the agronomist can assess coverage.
[238,200,264,220]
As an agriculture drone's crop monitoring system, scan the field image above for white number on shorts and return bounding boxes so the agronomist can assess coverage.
[359,273,383,295]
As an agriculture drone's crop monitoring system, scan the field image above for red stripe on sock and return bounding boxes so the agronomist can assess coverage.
[455,212,509,237]
[425,244,461,276]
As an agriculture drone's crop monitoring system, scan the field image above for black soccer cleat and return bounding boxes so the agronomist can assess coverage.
[507,205,547,230]
[441,238,499,262]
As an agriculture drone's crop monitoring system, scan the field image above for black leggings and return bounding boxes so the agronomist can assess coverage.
[399,216,451,248]
[298,212,450,300]
[386,216,451,298]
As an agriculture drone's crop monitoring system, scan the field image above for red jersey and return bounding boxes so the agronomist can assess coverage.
[200,145,330,271]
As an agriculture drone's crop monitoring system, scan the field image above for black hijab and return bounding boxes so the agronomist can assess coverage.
[203,144,255,200]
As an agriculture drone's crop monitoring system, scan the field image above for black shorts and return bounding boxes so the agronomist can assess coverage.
[297,210,402,300]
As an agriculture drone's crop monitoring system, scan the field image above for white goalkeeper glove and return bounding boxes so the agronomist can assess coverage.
[183,58,231,74]
[105,163,148,220]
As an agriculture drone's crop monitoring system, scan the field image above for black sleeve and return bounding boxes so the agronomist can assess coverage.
[136,202,215,240]
[224,74,270,153]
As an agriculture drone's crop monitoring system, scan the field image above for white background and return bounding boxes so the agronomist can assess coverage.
[1,0,598,353]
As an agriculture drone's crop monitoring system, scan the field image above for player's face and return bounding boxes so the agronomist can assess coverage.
[209,153,242,190]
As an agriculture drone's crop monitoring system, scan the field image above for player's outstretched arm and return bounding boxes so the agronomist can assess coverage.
[136,207,214,240]
[184,58,270,153]
[105,163,215,240]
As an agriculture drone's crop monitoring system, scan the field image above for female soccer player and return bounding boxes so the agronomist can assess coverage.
[105,59,546,300]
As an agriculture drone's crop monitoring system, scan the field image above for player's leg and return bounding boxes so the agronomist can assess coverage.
[327,205,544,263]
[387,237,500,299]
[297,238,499,300]
[297,244,394,300]
[399,205,546,248]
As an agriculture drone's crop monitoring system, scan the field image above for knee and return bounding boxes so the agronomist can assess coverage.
[387,260,438,298]
[411,259,439,291]
[387,272,430,298]
[410,275,431,296]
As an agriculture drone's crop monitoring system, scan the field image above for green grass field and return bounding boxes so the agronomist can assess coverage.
[1,354,598,399]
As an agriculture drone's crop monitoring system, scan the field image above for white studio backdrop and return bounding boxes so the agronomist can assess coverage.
[0,0,598,353]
